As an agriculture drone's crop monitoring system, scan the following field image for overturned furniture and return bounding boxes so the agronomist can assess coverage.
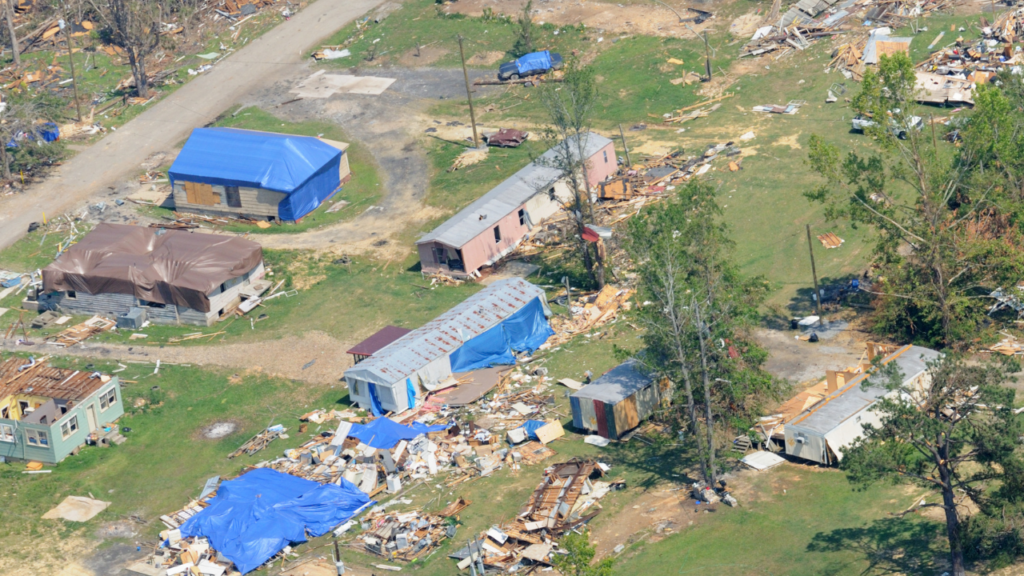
[41,223,267,326]
[570,359,670,440]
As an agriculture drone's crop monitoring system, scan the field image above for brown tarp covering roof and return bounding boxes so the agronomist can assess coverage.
[42,224,263,312]
[346,325,412,357]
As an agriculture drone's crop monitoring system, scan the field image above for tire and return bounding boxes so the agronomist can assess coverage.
[510,73,520,81]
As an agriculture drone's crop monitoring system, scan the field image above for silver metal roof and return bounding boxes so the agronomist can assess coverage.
[789,345,941,435]
[571,358,654,404]
[417,133,614,248]
[343,278,548,386]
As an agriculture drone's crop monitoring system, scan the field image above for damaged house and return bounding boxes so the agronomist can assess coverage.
[0,357,123,464]
[416,133,616,278]
[343,278,554,415]
[169,128,351,222]
[784,344,940,465]
[41,224,266,326]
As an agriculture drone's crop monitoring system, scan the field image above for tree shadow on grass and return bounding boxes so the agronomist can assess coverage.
[806,517,943,575]
[598,434,701,491]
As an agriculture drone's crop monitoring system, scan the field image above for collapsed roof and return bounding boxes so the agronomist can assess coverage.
[42,224,263,312]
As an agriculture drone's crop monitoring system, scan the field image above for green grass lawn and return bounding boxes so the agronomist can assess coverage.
[317,0,593,70]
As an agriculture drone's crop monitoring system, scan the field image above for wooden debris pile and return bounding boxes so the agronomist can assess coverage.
[817,232,844,249]
[545,285,633,347]
[358,498,469,562]
[989,333,1024,356]
[448,459,617,572]
[45,315,115,347]
[227,426,283,459]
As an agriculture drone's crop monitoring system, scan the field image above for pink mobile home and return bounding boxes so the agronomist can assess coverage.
[417,133,616,277]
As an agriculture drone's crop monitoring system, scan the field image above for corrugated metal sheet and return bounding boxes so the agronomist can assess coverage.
[343,278,548,388]
[417,133,614,249]
[571,359,654,403]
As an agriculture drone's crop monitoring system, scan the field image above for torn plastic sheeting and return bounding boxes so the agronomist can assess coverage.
[178,468,373,574]
[449,297,553,373]
[519,420,547,441]
[347,417,450,449]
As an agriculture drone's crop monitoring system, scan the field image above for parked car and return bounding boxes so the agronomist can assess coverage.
[498,51,564,81]
[851,110,923,140]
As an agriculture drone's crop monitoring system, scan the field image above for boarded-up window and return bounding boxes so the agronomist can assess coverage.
[184,181,219,206]
[225,186,242,208]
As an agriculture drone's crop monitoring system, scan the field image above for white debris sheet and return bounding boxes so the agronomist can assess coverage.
[741,450,786,471]
[291,71,397,98]
[42,496,111,522]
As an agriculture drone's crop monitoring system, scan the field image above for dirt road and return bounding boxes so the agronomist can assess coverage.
[230,67,502,252]
[0,0,385,252]
[2,330,354,384]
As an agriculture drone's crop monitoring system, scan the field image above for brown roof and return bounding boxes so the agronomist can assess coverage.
[0,357,108,402]
[346,326,412,357]
[42,224,263,313]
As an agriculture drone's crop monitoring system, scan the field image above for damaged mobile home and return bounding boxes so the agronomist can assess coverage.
[783,344,940,465]
[169,127,351,222]
[0,357,123,464]
[416,133,616,278]
[343,278,554,415]
[40,223,267,326]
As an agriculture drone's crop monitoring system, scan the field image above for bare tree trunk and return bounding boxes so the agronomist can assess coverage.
[576,144,605,288]
[4,0,19,67]
[127,47,148,97]
[693,302,717,486]
[937,444,966,576]
[2,147,12,180]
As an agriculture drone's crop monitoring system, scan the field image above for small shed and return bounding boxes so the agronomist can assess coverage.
[169,128,351,222]
[570,359,669,440]
[346,326,412,364]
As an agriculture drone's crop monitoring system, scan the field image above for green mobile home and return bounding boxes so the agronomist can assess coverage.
[0,356,124,465]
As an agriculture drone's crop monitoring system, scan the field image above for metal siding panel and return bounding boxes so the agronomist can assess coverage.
[570,396,583,430]
[605,401,618,439]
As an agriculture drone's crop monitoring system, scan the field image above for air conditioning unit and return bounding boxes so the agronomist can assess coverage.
[117,307,147,330]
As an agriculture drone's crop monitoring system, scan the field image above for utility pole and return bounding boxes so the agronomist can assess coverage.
[59,17,82,122]
[702,30,712,82]
[333,538,345,575]
[805,224,822,316]
[456,35,480,149]
[617,123,632,167]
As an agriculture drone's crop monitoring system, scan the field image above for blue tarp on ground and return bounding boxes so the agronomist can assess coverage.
[516,50,552,74]
[178,468,373,574]
[519,420,547,441]
[449,296,555,373]
[347,417,450,449]
[168,128,343,221]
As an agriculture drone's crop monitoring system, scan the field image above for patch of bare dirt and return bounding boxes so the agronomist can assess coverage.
[730,12,764,37]
[398,45,449,67]
[754,325,868,386]
[590,485,706,559]
[776,133,803,149]
[199,420,239,439]
[469,50,506,66]
[445,0,718,37]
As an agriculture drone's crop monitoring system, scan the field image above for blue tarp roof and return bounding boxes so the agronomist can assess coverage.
[516,50,552,74]
[179,468,372,574]
[448,296,554,372]
[168,128,341,194]
[348,417,450,449]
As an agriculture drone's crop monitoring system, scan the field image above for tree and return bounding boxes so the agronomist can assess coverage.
[842,355,1022,576]
[552,531,613,576]
[624,179,783,487]
[510,0,533,58]
[3,0,19,67]
[806,53,1024,347]
[94,0,163,98]
[539,57,606,288]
